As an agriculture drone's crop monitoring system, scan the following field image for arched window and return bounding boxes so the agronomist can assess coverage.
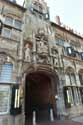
[65,67,76,86]
[64,67,78,108]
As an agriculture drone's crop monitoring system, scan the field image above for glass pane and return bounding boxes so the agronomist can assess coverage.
[0,63,13,83]
[5,17,13,26]
[69,88,74,105]
[55,38,59,45]
[2,28,11,38]
[65,74,70,85]
[79,74,83,85]
[14,20,22,29]
[59,39,64,46]
[71,74,76,85]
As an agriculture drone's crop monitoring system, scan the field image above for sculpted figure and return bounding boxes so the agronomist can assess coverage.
[24,44,31,62]
[54,58,58,66]
[38,41,48,54]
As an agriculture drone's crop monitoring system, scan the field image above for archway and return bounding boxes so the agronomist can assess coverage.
[25,71,58,124]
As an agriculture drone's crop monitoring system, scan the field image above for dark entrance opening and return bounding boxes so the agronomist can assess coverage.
[25,72,57,124]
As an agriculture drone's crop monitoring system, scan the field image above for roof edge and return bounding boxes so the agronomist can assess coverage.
[51,21,83,40]
[2,0,26,11]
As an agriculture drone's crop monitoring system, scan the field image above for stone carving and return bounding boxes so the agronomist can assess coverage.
[37,55,50,64]
[24,44,31,62]
[36,28,48,55]
[37,41,48,55]
[53,58,59,67]
[0,55,11,64]
[51,47,59,67]
[51,47,58,57]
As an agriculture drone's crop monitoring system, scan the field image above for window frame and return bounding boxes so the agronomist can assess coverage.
[0,62,13,83]
[2,27,12,38]
[4,16,13,26]
[4,16,22,30]
[79,73,83,85]
[0,85,11,115]
[14,19,22,30]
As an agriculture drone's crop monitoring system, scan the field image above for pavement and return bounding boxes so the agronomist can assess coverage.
[38,120,83,125]
[26,116,83,125]
[72,116,83,123]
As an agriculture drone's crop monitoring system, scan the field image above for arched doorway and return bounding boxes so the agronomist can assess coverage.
[25,71,58,124]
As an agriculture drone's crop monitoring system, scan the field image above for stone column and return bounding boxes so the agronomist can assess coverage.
[18,16,24,77]
[57,74,67,119]
[21,74,26,125]
[32,33,37,64]
[17,19,25,125]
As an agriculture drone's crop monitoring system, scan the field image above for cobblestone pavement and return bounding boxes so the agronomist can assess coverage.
[72,116,83,123]
[38,120,83,125]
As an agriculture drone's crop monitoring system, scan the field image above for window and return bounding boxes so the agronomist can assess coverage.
[5,17,13,26]
[56,38,64,46]
[80,52,83,60]
[80,88,83,103]
[66,47,74,56]
[14,20,22,30]
[64,87,74,108]
[0,85,10,114]
[0,63,13,83]
[0,20,3,34]
[10,84,21,115]
[65,74,71,85]
[66,73,76,86]
[79,74,83,85]
[2,28,11,38]
[68,47,72,54]
[70,74,76,85]
[39,6,43,14]
[44,13,49,20]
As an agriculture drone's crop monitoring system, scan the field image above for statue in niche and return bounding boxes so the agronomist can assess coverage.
[36,28,48,55]
[37,41,48,55]
[38,28,44,35]
[53,58,59,67]
[51,47,58,56]
[24,44,31,62]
